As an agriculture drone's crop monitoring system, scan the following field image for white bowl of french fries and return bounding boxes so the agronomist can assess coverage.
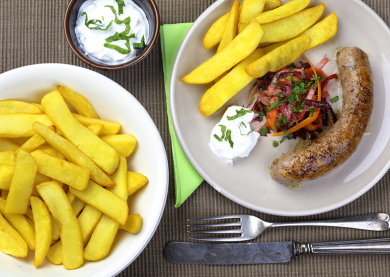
[0,63,168,276]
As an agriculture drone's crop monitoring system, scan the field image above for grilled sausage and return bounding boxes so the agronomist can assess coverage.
[270,47,373,185]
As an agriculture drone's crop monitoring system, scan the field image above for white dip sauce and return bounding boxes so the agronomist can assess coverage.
[75,0,149,63]
[209,106,260,166]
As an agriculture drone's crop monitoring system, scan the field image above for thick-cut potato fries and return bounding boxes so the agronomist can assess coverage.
[263,12,338,54]
[0,197,36,251]
[84,155,127,261]
[200,48,265,117]
[37,181,84,270]
[0,100,43,115]
[69,180,128,225]
[253,0,311,24]
[42,91,120,175]
[217,1,240,53]
[0,212,28,257]
[30,196,52,268]
[0,114,52,138]
[128,171,149,196]
[245,36,311,78]
[260,4,325,44]
[30,150,90,190]
[5,150,37,214]
[0,138,19,151]
[203,0,281,50]
[0,87,147,269]
[72,113,121,136]
[100,134,137,157]
[33,122,115,188]
[240,0,265,24]
[182,20,264,84]
[57,85,99,119]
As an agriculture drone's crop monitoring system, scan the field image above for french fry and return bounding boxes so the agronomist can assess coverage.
[30,196,52,268]
[0,114,52,137]
[253,0,311,24]
[51,214,60,242]
[245,36,311,78]
[69,180,128,225]
[87,123,104,136]
[182,20,264,84]
[16,125,55,154]
[57,85,99,119]
[33,122,115,188]
[36,181,84,270]
[203,0,281,50]
[128,171,149,196]
[263,13,338,54]
[240,0,265,24]
[217,1,240,53]
[38,145,66,160]
[5,150,37,214]
[203,13,229,50]
[72,113,121,136]
[200,48,265,117]
[67,191,76,204]
[47,241,62,265]
[0,100,43,114]
[41,91,120,175]
[31,150,90,190]
[78,204,103,245]
[119,214,142,234]
[260,4,325,44]
[0,165,13,190]
[84,155,128,260]
[0,198,35,251]
[30,103,43,112]
[264,0,282,11]
[72,198,86,217]
[0,151,15,166]
[0,138,19,151]
[31,173,52,197]
[0,212,28,257]
[100,134,137,157]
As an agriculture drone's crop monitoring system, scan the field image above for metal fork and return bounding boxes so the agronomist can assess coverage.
[187,213,390,242]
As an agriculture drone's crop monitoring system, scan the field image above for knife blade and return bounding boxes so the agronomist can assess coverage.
[164,238,390,265]
[164,241,294,265]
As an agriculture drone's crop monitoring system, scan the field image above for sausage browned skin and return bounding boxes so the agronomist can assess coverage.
[270,47,373,185]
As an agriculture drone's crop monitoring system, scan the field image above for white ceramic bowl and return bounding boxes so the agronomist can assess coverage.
[0,64,168,276]
[171,0,390,216]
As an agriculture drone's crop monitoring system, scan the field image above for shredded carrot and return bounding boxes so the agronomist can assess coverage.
[272,55,322,137]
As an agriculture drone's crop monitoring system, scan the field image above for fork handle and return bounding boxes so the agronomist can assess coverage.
[271,213,389,231]
[295,238,390,255]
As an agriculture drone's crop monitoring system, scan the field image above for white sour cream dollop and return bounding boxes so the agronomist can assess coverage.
[209,106,260,166]
[75,0,149,63]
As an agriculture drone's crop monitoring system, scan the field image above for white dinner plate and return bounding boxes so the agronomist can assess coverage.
[0,64,168,277]
[170,0,390,216]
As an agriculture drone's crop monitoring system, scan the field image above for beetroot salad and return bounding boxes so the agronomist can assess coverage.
[247,55,338,147]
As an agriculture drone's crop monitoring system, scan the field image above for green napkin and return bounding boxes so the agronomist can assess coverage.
[160,23,204,207]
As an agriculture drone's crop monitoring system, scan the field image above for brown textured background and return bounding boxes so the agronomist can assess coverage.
[1,0,390,276]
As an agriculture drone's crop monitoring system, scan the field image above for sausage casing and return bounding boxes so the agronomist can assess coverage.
[270,47,374,185]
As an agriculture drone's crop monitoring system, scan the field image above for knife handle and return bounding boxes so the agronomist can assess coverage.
[295,238,390,256]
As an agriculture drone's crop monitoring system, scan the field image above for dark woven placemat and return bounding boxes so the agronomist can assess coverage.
[1,0,390,276]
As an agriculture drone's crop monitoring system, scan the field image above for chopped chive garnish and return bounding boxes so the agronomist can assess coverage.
[133,35,146,49]
[227,108,252,121]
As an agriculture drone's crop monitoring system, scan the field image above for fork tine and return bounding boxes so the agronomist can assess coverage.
[187,215,242,221]
[187,222,241,228]
[189,236,251,242]
[187,229,242,234]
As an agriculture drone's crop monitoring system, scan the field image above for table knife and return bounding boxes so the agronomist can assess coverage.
[164,238,390,265]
